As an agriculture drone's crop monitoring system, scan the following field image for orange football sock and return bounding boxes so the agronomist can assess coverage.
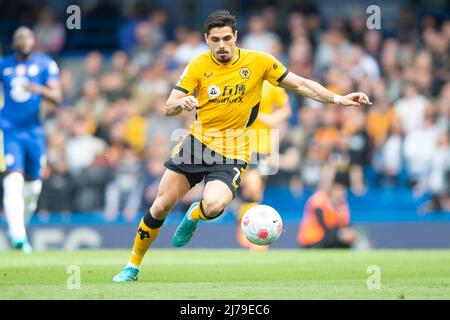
[129,213,164,267]
[189,201,210,221]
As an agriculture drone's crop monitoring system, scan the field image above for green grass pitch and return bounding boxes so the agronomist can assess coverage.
[1,249,449,299]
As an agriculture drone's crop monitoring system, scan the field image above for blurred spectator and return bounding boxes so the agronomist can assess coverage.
[403,108,439,186]
[83,51,104,80]
[286,12,309,43]
[347,14,365,45]
[289,106,318,154]
[159,41,181,73]
[343,108,369,194]
[418,131,450,214]
[146,94,184,154]
[436,83,450,131]
[287,36,313,79]
[298,143,324,189]
[297,182,361,249]
[131,61,171,113]
[38,159,75,214]
[59,69,79,107]
[266,122,300,188]
[33,8,65,54]
[104,144,144,221]
[314,106,339,157]
[100,70,129,101]
[146,9,169,51]
[314,28,352,76]
[131,21,158,69]
[141,154,165,210]
[375,121,404,187]
[110,50,139,81]
[348,45,380,82]
[122,99,148,156]
[65,116,107,176]
[364,30,382,60]
[380,39,404,102]
[242,14,280,52]
[174,30,208,65]
[395,83,429,134]
[46,130,68,166]
[72,154,113,213]
[366,80,398,149]
[321,128,365,195]
[74,78,108,124]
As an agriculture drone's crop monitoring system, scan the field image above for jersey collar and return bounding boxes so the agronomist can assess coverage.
[210,48,240,66]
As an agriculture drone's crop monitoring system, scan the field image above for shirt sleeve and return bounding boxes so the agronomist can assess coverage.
[42,58,60,85]
[259,52,289,86]
[174,59,200,95]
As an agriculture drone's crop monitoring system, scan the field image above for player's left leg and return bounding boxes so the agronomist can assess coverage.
[23,178,42,225]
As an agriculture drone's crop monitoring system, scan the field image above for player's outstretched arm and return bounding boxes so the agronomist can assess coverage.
[278,72,371,107]
[163,89,199,116]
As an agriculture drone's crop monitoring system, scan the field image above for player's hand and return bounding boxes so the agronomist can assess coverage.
[340,92,372,107]
[180,96,198,111]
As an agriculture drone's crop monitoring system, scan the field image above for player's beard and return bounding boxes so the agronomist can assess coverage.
[215,51,231,63]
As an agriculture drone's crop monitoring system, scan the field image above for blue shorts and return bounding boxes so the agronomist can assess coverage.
[3,128,46,179]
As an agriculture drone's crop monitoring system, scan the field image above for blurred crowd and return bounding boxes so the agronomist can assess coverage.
[1,1,449,219]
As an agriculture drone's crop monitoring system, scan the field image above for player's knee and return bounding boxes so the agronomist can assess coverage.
[201,197,226,218]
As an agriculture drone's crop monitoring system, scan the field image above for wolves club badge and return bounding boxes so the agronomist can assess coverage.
[240,67,251,79]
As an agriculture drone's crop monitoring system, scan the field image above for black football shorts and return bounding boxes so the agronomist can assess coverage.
[164,134,247,198]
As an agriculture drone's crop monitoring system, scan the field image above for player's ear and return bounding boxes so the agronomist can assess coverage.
[204,33,209,45]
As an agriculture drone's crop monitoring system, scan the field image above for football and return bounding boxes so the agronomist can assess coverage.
[241,205,283,245]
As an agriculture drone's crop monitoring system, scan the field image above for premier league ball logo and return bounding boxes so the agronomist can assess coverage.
[207,85,221,99]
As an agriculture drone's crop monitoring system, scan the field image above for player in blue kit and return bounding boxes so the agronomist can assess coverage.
[0,27,62,252]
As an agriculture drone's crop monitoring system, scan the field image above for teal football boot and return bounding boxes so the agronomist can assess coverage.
[172,201,200,247]
[112,266,139,282]
[9,235,33,254]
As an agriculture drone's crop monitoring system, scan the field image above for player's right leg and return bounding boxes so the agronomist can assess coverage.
[2,131,31,252]
[113,169,191,282]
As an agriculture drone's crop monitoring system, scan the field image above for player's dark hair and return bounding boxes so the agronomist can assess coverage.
[205,9,237,34]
